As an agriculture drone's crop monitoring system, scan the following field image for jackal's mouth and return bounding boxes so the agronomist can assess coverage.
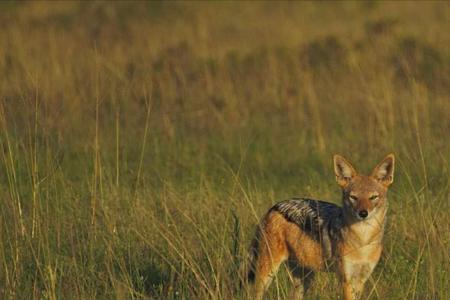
[353,208,376,221]
[354,213,369,221]
[352,207,377,221]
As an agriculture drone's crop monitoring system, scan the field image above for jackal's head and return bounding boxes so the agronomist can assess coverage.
[333,154,395,221]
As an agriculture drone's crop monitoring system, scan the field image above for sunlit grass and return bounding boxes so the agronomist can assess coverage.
[0,2,449,299]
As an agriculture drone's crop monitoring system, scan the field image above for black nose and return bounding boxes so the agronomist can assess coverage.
[358,210,368,218]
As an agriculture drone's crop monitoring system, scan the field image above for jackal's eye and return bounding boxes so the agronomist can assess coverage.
[369,195,379,201]
[349,195,358,201]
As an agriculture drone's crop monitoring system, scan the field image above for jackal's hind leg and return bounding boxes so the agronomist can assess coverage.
[254,254,286,300]
[253,238,288,300]
[287,261,315,300]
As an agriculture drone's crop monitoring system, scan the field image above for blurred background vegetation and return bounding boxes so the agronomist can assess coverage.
[0,2,449,299]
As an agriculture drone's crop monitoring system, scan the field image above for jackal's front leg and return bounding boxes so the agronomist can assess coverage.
[340,260,376,300]
[342,281,364,300]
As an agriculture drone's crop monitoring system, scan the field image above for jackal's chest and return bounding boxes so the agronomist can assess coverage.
[337,240,383,282]
[341,259,377,285]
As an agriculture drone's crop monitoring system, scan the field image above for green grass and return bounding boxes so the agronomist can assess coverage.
[0,2,449,299]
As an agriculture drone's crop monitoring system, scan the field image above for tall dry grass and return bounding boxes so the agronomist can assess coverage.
[0,2,449,299]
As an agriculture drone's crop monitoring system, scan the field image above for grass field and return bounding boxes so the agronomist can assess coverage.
[0,2,449,299]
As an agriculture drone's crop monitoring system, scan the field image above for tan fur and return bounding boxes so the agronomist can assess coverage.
[249,154,394,300]
[285,220,325,270]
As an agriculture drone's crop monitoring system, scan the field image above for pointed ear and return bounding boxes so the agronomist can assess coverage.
[333,155,357,188]
[371,154,395,187]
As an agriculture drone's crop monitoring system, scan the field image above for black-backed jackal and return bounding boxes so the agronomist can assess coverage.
[247,154,395,300]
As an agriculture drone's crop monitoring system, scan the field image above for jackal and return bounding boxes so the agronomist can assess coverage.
[247,154,395,300]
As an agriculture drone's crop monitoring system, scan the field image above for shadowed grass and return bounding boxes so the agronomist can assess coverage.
[0,2,449,299]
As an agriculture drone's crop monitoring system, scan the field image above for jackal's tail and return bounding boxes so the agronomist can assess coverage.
[245,227,260,283]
